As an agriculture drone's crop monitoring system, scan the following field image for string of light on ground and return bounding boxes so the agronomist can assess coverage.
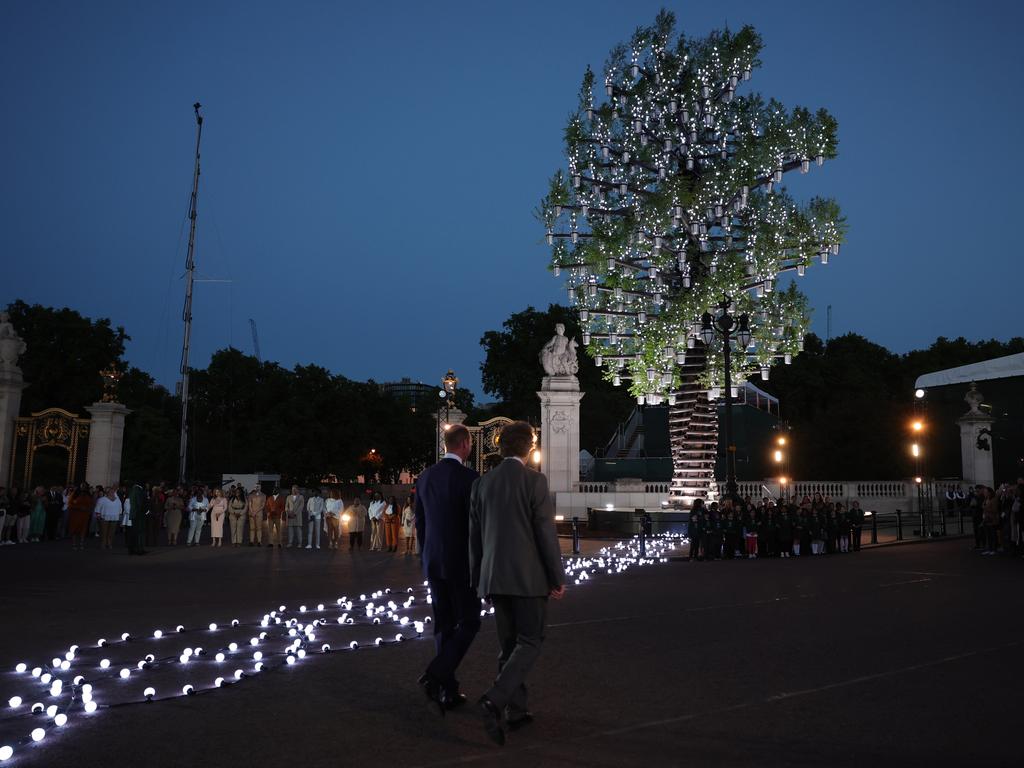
[0,534,684,762]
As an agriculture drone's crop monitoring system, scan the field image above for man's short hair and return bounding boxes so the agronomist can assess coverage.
[499,421,534,458]
[443,423,471,451]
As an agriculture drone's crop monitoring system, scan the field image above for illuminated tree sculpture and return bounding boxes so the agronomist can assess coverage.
[540,12,846,505]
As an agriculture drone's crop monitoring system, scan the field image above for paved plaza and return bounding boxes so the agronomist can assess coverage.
[0,536,1020,767]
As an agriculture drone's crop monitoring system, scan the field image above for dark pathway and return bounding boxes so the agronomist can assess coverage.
[0,538,1020,767]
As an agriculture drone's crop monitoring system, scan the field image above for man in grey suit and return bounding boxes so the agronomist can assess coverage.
[469,421,566,746]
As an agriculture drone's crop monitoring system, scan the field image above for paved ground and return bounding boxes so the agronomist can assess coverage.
[0,535,1021,767]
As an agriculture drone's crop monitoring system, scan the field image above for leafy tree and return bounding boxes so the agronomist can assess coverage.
[763,334,904,478]
[5,300,128,413]
[480,304,633,453]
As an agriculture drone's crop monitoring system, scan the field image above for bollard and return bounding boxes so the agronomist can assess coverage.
[571,516,581,555]
[919,509,926,539]
[637,508,647,557]
[940,508,947,537]
[896,509,903,541]
[871,511,878,544]
[958,509,964,535]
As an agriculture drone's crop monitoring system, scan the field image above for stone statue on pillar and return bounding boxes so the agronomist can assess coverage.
[957,381,995,489]
[538,326,584,497]
[539,324,579,377]
[0,312,27,488]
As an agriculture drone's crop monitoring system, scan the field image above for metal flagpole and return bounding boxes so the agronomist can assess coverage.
[178,102,203,484]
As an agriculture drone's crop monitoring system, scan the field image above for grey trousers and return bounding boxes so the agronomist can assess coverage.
[485,595,547,716]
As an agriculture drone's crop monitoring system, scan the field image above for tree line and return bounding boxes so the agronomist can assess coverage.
[7,299,1023,484]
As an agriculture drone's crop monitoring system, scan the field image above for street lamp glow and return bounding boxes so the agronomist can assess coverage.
[531,449,542,464]
[911,443,920,458]
[773,449,783,463]
[911,420,923,432]
[777,437,786,446]
[915,388,926,399]
[914,476,923,484]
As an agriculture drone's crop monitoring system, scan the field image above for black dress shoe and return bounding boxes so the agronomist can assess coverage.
[477,696,505,746]
[417,673,445,717]
[506,712,534,731]
[443,692,468,710]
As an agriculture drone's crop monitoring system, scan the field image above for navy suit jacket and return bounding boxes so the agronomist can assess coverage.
[415,458,479,583]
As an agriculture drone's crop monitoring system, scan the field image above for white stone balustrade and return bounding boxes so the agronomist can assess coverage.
[556,478,956,517]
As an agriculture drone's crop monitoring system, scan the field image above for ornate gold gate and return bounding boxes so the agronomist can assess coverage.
[466,417,513,474]
[8,408,90,488]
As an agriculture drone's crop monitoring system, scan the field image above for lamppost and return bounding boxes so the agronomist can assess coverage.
[436,369,459,461]
[909,413,928,535]
[772,424,791,500]
[701,299,752,501]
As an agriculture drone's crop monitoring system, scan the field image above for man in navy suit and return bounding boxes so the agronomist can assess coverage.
[414,423,480,713]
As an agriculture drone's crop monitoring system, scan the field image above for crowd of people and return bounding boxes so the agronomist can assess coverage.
[961,481,1024,557]
[0,482,418,554]
[686,494,869,560]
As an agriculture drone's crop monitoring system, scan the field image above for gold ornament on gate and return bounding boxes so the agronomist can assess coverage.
[100,367,122,403]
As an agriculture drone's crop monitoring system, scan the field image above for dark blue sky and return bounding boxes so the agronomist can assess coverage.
[3,1,1021,397]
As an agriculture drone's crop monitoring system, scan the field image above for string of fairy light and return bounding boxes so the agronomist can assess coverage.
[540,16,846,403]
[0,534,684,762]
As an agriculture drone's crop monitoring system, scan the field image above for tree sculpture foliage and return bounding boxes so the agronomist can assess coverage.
[540,11,846,501]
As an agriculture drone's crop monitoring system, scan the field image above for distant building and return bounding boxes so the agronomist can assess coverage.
[381,378,436,412]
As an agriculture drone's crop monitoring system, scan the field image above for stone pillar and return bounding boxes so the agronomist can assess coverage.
[0,312,28,489]
[957,382,995,488]
[538,376,584,494]
[0,365,25,489]
[85,402,131,488]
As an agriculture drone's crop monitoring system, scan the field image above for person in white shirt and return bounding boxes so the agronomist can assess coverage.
[367,492,386,551]
[306,489,326,549]
[324,491,343,549]
[186,490,208,547]
[95,487,122,550]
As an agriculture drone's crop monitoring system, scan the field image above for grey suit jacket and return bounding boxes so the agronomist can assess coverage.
[469,458,566,598]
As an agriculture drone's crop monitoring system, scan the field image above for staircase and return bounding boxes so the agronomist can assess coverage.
[668,346,718,505]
